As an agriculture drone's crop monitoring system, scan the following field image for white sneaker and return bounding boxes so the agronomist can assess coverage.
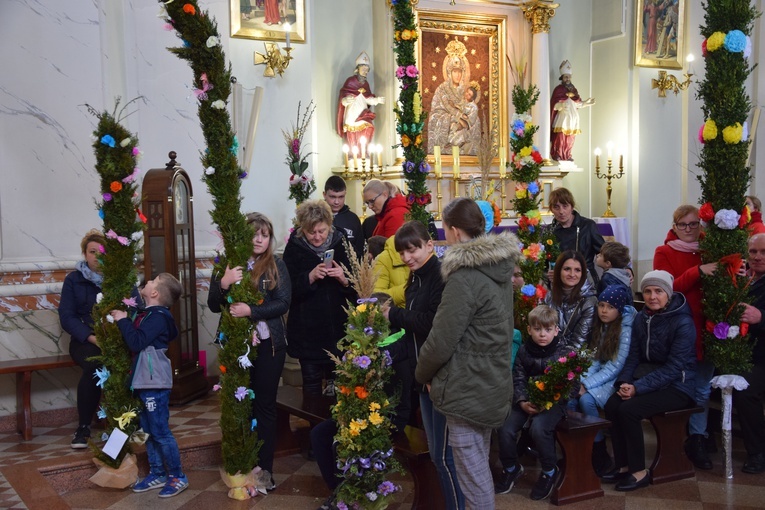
[255,469,276,494]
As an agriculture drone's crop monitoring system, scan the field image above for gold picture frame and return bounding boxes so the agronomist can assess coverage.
[417,9,507,165]
[230,0,305,43]
[634,0,685,69]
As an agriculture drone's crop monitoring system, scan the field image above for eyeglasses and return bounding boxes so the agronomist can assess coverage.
[364,192,383,207]
[674,221,700,230]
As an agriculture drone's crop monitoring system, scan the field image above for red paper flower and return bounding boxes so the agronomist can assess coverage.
[739,206,751,228]
[531,151,543,163]
[183,3,196,15]
[706,320,716,333]
[136,208,148,223]
[698,202,715,222]
[701,38,708,58]
[741,322,749,336]
[110,181,123,193]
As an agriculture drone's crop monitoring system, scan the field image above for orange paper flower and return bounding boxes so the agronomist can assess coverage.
[110,181,123,193]
[183,4,196,15]
[338,385,351,396]
[401,135,411,147]
[219,364,227,374]
[354,386,369,399]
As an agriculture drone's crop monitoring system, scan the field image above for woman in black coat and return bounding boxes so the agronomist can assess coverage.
[59,229,106,449]
[282,200,356,395]
[601,270,696,492]
[207,212,291,493]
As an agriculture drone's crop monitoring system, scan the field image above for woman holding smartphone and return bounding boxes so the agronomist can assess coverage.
[283,200,356,395]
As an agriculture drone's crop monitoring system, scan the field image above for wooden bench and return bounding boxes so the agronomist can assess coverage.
[0,355,77,440]
[648,406,703,484]
[275,384,444,509]
[552,410,611,505]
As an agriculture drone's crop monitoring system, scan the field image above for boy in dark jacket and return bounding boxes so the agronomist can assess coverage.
[324,176,364,258]
[111,273,186,498]
[596,241,634,304]
[496,305,574,501]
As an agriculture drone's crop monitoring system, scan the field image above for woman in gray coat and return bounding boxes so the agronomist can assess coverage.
[415,198,521,510]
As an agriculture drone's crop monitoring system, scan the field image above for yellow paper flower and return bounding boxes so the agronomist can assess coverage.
[545,401,553,410]
[413,93,422,123]
[356,303,368,313]
[369,412,383,426]
[414,134,423,147]
[394,30,401,41]
[401,134,411,147]
[116,410,137,430]
[707,31,726,52]
[722,122,743,144]
[515,188,528,199]
[520,146,532,157]
[401,29,413,41]
[384,399,390,407]
[369,402,381,411]
[703,119,718,141]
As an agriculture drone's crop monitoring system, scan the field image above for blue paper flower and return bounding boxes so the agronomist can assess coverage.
[251,418,258,431]
[100,135,116,148]
[521,284,536,297]
[353,355,372,369]
[403,161,415,173]
[234,386,248,401]
[476,200,494,233]
[419,161,431,173]
[97,407,107,419]
[527,181,540,194]
[230,135,240,155]
[363,326,375,336]
[724,30,746,53]
[98,208,105,220]
[93,366,110,388]
[247,389,255,399]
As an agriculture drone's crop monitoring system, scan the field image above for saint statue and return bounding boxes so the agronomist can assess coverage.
[336,52,385,149]
[550,60,595,162]
[428,40,481,155]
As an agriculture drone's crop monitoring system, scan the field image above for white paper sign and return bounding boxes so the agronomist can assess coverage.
[102,428,129,460]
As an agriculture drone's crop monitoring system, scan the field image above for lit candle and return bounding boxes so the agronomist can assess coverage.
[452,145,460,179]
[376,144,383,168]
[352,146,359,170]
[499,145,506,178]
[342,144,349,169]
[434,146,442,178]
[360,136,367,160]
[594,147,601,169]
[607,141,613,161]
[284,23,291,49]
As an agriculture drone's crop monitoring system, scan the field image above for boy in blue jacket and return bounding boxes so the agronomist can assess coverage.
[111,273,186,498]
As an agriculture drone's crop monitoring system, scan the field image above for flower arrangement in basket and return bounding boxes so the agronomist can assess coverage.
[509,84,557,336]
[283,100,317,205]
[329,239,402,509]
[527,349,593,411]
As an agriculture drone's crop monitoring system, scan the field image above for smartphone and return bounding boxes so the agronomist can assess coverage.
[323,249,335,268]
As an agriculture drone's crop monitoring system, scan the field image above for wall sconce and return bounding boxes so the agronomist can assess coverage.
[652,54,694,98]
[254,23,292,78]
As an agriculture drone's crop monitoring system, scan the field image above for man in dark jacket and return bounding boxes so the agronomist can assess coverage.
[736,233,765,474]
[324,176,364,258]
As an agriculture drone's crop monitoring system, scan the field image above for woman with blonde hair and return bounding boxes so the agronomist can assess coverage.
[362,179,410,238]
[283,200,356,396]
[207,212,291,493]
[59,229,107,449]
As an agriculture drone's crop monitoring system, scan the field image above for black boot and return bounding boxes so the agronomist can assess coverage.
[685,434,712,470]
[591,440,613,476]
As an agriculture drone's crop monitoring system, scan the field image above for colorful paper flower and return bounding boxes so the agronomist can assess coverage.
[713,322,730,340]
[354,386,369,399]
[206,36,220,48]
[211,100,226,109]
[116,410,137,430]
[405,65,419,78]
[122,297,137,307]
[727,325,740,339]
[110,181,123,193]
[120,137,132,147]
[699,202,715,222]
[395,66,406,78]
[706,31,726,52]
[353,356,372,369]
[234,386,248,401]
[722,123,743,144]
[724,30,746,53]
[182,3,196,15]
[100,135,116,147]
[702,119,718,141]
[714,209,741,230]
[93,366,110,388]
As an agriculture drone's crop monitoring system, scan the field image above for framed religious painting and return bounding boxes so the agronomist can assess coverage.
[230,0,306,43]
[417,10,507,165]
[634,0,686,69]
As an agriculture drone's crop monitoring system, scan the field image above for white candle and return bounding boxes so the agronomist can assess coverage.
[499,145,506,178]
[452,145,460,179]
[607,141,613,160]
[594,147,601,169]
[434,146,442,178]
[360,136,367,159]
[284,23,291,49]
[352,146,359,170]
[342,144,349,168]
[244,86,264,172]
[232,82,242,138]
[376,144,383,168]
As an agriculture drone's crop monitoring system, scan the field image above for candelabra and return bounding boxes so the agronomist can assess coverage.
[433,175,443,220]
[499,174,510,218]
[651,70,693,98]
[594,146,625,218]
[253,24,293,78]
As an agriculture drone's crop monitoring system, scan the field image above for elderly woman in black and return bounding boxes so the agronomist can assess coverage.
[283,200,356,396]
[602,270,696,491]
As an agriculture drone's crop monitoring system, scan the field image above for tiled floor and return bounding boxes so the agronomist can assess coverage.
[1,393,764,509]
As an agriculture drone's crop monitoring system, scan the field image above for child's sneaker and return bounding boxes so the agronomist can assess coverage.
[255,469,276,494]
[530,467,558,500]
[158,475,189,498]
[494,463,524,494]
[71,425,90,449]
[132,473,167,493]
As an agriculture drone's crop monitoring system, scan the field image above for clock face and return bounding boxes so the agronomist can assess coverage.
[174,179,189,224]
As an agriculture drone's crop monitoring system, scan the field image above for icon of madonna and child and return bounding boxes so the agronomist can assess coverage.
[427,40,483,156]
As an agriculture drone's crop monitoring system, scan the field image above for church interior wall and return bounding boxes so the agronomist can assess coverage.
[1,0,763,419]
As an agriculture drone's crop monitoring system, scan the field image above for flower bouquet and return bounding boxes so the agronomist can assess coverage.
[527,349,593,411]
[329,239,402,509]
[283,100,316,205]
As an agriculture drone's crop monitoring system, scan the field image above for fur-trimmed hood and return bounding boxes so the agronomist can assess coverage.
[440,232,521,283]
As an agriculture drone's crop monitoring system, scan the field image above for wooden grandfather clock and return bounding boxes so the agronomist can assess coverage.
[142,152,209,405]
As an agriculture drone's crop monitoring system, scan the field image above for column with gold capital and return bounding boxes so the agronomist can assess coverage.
[521,1,559,164]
